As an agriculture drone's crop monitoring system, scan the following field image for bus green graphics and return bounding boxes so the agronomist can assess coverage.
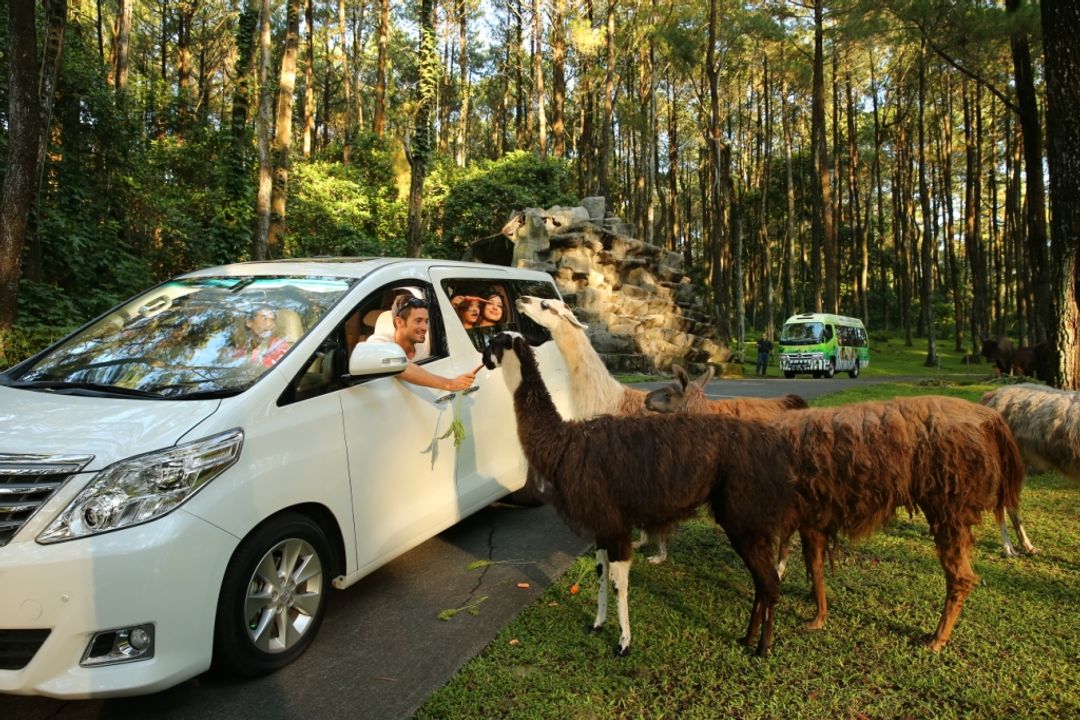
[778,313,870,379]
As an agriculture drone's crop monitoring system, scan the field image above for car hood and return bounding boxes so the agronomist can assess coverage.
[0,385,221,471]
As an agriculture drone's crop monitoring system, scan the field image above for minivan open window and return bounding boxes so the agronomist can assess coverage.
[6,276,354,399]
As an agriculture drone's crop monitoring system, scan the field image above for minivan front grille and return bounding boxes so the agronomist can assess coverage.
[0,454,92,547]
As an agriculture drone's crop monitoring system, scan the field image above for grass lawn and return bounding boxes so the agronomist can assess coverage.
[416,362,1079,719]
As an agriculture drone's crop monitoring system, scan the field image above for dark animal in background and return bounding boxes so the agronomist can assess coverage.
[981,336,1016,377]
[1009,343,1048,378]
[483,332,797,657]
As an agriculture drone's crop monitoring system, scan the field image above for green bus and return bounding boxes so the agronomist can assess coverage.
[778,313,870,379]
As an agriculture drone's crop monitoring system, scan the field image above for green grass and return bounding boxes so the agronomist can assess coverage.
[415,378,1080,720]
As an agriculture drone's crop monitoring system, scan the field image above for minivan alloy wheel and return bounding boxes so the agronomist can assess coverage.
[214,512,332,676]
[245,538,323,653]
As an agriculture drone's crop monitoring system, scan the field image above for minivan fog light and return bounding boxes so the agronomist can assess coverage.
[81,624,155,667]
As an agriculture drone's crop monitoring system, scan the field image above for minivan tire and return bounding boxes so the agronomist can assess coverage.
[213,513,332,677]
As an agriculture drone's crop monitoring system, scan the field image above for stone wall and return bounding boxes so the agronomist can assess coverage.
[476,198,730,375]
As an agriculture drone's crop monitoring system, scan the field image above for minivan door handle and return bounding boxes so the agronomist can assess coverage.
[435,392,456,404]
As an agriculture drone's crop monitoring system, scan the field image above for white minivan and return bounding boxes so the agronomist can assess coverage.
[0,258,571,698]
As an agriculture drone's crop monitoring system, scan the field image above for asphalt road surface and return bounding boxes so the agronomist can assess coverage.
[3,374,897,720]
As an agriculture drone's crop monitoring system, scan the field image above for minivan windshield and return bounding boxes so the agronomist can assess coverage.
[10,276,354,399]
[780,322,825,345]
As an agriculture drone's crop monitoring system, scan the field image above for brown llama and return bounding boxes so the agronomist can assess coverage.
[516,295,805,564]
[482,332,797,657]
[981,383,1080,555]
[772,397,1024,651]
[645,364,808,576]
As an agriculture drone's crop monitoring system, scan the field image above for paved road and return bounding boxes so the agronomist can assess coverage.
[3,374,899,720]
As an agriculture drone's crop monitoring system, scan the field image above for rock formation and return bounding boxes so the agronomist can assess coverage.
[474,198,731,374]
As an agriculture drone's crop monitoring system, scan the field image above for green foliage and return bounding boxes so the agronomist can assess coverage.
[0,325,72,371]
[286,153,408,258]
[436,151,578,258]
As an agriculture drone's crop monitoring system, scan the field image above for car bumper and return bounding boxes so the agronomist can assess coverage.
[0,510,237,698]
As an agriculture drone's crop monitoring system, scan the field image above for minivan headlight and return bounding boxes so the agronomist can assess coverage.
[37,429,243,543]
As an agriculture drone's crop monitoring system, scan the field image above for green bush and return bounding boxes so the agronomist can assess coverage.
[436,151,577,258]
[0,325,73,371]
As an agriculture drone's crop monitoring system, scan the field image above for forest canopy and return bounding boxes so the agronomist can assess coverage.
[2,0,1079,385]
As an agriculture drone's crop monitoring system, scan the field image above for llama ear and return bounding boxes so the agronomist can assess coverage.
[693,365,715,389]
[554,303,588,330]
[672,364,690,389]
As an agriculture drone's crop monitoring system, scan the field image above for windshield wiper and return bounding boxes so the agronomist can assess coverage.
[11,380,166,399]
[145,382,244,400]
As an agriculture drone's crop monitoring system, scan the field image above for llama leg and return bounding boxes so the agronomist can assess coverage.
[776,530,794,581]
[591,548,609,632]
[647,532,668,565]
[1007,505,1037,555]
[610,558,632,656]
[730,533,781,655]
[928,524,979,652]
[998,520,1018,558]
[800,529,828,630]
[631,529,649,551]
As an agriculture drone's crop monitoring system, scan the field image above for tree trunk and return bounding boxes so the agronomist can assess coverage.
[229,1,258,195]
[406,0,437,258]
[373,0,389,137]
[268,0,302,256]
[253,0,273,260]
[0,0,42,331]
[114,0,132,90]
[1008,0,1052,345]
[339,0,352,163]
[810,0,829,313]
[917,46,937,366]
[1043,0,1080,388]
[455,0,469,166]
[551,0,567,157]
[532,0,547,158]
[597,0,617,199]
[303,0,314,157]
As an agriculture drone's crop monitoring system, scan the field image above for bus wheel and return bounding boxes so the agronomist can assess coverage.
[824,361,835,379]
[784,371,796,379]
[848,362,860,379]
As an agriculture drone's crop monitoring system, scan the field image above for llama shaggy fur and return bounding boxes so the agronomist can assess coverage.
[981,383,1080,554]
[770,397,1024,651]
[516,295,804,564]
[482,332,796,656]
[644,364,809,576]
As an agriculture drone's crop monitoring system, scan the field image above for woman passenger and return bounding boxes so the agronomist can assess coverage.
[477,292,505,328]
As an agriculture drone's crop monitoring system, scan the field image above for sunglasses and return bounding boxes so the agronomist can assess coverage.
[395,296,427,316]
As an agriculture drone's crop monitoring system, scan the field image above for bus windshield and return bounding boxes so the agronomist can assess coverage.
[780,322,825,345]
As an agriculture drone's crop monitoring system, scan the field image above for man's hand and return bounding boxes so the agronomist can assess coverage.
[444,365,481,392]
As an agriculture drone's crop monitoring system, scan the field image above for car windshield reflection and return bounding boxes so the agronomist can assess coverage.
[14,276,354,398]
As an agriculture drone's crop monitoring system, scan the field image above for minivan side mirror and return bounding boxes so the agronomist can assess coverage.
[345,342,408,383]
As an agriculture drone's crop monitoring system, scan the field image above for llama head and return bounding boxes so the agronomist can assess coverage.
[644,363,714,413]
[516,296,588,332]
[482,331,518,369]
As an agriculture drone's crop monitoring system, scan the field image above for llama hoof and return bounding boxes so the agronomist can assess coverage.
[924,637,946,653]
[646,553,667,565]
[589,623,603,634]
[754,642,771,658]
[615,644,631,657]
[1023,545,1039,556]
[803,618,825,631]
[1002,547,1018,559]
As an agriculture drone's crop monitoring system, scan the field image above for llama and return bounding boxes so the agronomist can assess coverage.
[981,383,1080,554]
[515,295,805,564]
[771,397,1024,650]
[482,332,796,657]
[644,364,808,577]
[485,332,1022,653]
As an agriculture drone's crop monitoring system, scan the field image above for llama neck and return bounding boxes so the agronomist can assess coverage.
[553,322,628,418]
[512,342,565,429]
